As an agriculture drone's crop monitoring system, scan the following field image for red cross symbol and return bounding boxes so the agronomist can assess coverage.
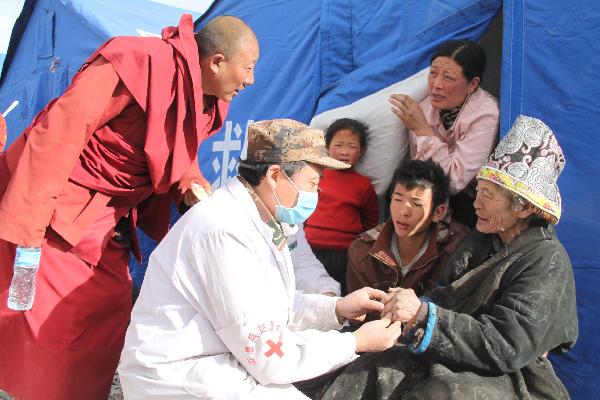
[264,339,284,358]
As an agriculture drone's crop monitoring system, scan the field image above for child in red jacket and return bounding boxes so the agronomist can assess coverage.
[304,118,379,294]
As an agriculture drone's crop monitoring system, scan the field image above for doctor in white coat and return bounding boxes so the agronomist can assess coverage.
[118,119,402,399]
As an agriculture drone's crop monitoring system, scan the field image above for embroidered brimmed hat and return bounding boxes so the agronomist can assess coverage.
[477,115,565,224]
[244,119,350,169]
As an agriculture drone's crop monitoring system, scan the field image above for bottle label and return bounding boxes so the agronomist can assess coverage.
[14,247,42,267]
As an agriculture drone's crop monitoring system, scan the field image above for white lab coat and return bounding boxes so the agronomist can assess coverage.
[289,224,341,296]
[119,177,356,399]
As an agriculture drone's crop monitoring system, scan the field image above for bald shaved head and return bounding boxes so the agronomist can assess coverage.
[196,15,257,60]
[196,15,259,102]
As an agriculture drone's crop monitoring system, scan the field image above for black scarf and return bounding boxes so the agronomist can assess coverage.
[440,104,463,130]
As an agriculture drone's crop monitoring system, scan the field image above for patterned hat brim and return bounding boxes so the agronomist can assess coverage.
[477,166,561,224]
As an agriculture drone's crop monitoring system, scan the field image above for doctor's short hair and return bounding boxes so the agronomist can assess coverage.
[391,159,450,209]
[237,159,309,187]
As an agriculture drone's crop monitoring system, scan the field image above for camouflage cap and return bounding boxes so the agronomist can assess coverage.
[244,119,350,169]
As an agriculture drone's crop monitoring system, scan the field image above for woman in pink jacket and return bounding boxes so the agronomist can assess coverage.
[390,40,499,227]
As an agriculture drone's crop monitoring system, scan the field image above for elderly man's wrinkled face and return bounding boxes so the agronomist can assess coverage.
[474,179,522,242]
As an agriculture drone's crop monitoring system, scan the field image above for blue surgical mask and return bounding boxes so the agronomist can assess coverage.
[273,173,318,225]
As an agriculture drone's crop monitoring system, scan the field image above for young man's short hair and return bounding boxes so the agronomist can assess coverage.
[391,159,450,209]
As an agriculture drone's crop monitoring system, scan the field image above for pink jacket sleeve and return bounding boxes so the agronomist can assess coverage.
[410,88,499,194]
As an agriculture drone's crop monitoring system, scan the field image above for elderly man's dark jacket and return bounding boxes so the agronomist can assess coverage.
[319,223,578,400]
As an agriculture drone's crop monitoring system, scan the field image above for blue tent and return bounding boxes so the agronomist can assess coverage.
[500,1,600,397]
[1,1,598,398]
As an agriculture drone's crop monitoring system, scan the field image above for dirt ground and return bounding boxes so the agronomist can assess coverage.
[0,373,124,400]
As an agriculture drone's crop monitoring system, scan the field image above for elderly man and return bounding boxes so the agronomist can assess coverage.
[316,115,578,400]
[119,119,403,399]
[0,14,258,400]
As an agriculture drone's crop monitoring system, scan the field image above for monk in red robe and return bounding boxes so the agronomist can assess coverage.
[0,14,259,400]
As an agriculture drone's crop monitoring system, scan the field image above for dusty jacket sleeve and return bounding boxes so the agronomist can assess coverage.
[180,228,356,386]
[291,224,341,296]
[416,247,576,374]
[0,57,129,246]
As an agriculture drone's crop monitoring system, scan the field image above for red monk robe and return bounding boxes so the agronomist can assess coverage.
[0,15,228,400]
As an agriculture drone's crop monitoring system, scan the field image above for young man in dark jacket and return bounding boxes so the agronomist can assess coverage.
[346,159,468,299]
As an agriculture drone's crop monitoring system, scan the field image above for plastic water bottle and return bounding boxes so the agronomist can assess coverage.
[7,247,41,311]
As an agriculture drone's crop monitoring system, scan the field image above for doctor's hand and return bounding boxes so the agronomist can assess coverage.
[336,287,386,322]
[381,288,422,324]
[352,316,402,353]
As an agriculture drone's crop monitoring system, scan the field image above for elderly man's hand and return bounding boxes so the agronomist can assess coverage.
[389,94,433,137]
[336,287,386,322]
[381,288,422,324]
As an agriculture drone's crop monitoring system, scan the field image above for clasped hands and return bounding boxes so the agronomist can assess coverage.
[335,287,422,353]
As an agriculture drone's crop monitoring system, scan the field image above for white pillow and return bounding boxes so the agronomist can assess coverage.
[310,67,429,197]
